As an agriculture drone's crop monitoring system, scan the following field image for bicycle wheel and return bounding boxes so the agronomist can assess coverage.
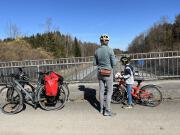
[111,84,126,104]
[139,85,162,107]
[0,86,23,114]
[37,85,66,111]
[62,83,70,101]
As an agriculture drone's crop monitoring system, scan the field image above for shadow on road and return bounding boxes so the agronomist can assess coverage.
[78,85,100,112]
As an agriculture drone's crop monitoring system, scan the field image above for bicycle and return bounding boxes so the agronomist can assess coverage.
[111,77,163,107]
[0,69,69,114]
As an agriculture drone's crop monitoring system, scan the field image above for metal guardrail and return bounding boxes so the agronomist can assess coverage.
[0,58,96,83]
[0,57,94,67]
[129,51,180,59]
[0,51,180,83]
[131,56,180,79]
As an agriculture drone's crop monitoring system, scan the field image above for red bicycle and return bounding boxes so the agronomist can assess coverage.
[111,78,162,107]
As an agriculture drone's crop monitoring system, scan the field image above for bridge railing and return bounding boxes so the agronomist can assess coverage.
[0,57,96,83]
[129,51,180,59]
[0,51,180,83]
[131,56,180,79]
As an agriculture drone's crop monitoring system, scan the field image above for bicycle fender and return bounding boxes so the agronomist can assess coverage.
[140,84,161,89]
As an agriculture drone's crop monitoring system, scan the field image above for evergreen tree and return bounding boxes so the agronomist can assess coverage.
[73,37,82,57]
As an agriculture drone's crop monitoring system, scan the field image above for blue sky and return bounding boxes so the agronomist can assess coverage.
[0,0,180,50]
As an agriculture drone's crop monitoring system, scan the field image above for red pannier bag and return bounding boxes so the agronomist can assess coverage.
[44,72,60,96]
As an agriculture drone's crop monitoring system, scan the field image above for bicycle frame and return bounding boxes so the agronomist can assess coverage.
[118,78,150,100]
[14,80,41,103]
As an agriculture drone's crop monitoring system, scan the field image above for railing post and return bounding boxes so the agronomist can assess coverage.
[37,65,40,79]
[177,58,179,76]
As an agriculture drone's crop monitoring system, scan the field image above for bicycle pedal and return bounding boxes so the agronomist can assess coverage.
[44,100,47,103]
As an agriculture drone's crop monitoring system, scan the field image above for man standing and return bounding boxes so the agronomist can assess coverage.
[93,34,116,116]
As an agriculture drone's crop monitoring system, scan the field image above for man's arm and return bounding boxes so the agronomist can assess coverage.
[93,51,98,66]
[109,48,116,67]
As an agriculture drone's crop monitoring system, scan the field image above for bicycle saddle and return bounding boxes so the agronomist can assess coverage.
[135,78,144,85]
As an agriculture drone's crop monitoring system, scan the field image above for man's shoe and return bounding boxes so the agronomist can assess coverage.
[122,105,133,109]
[104,111,116,116]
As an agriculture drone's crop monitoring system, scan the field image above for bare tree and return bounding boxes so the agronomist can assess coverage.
[45,17,52,32]
[6,22,21,39]
[159,16,169,24]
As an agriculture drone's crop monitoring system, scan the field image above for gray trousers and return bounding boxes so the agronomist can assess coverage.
[98,71,113,112]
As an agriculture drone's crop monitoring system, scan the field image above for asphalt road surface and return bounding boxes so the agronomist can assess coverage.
[0,99,180,135]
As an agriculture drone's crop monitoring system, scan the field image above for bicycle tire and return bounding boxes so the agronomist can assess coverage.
[37,85,66,111]
[139,85,162,107]
[0,86,23,114]
[111,84,126,104]
[63,83,70,101]
[0,86,7,107]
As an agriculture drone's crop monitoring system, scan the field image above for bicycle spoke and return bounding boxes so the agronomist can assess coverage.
[38,85,66,110]
[0,86,23,114]
[111,85,126,104]
[140,85,162,107]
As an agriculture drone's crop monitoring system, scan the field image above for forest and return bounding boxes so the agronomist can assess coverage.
[0,31,99,61]
[128,14,180,53]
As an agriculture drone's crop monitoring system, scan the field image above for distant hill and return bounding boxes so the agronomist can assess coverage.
[0,40,53,62]
[0,31,99,61]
